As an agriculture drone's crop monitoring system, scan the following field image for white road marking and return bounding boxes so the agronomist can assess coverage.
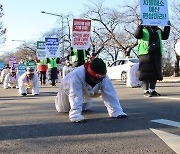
[156,96,180,101]
[150,128,180,154]
[151,119,180,128]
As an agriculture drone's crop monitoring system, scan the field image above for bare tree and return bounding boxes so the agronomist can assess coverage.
[170,1,180,76]
[81,0,139,61]
[0,4,6,45]
[0,51,14,64]
[14,41,37,61]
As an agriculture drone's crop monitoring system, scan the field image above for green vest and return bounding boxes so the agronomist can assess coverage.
[48,58,57,68]
[39,59,47,65]
[72,49,87,62]
[137,28,163,56]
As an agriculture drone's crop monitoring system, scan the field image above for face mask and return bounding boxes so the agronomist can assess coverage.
[11,72,16,77]
[85,70,103,87]
[27,74,34,80]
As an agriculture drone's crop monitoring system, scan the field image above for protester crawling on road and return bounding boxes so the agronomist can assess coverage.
[0,64,10,83]
[3,67,19,89]
[55,57,127,123]
[18,67,39,96]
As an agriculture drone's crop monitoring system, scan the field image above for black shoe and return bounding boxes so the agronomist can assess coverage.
[21,93,27,96]
[117,115,128,118]
[144,91,152,97]
[151,91,161,96]
[34,94,39,96]
[74,119,86,123]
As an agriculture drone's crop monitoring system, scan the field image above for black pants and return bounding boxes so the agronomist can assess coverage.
[39,71,46,84]
[48,68,58,86]
[142,80,157,91]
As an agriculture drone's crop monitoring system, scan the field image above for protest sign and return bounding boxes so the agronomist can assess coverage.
[17,63,26,77]
[140,0,169,26]
[0,62,4,70]
[36,41,46,59]
[45,37,60,58]
[72,19,91,50]
[9,57,16,68]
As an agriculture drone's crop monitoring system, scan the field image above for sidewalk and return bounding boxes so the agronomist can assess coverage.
[160,77,180,82]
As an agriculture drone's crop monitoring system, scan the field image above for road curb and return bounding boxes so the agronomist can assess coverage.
[159,77,180,83]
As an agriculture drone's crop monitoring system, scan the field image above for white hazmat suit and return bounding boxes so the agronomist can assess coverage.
[3,73,18,89]
[126,63,142,88]
[1,68,10,83]
[55,65,127,122]
[18,72,39,95]
[62,65,73,78]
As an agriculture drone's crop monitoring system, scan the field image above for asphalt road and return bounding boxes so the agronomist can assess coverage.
[0,81,180,154]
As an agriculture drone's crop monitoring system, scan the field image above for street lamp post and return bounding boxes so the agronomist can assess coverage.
[41,11,64,57]
[12,40,36,51]
[12,39,26,42]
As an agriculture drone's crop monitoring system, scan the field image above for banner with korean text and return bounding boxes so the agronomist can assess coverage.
[9,57,16,68]
[45,37,60,58]
[17,63,26,77]
[0,62,4,70]
[140,0,169,26]
[36,41,46,59]
[72,19,91,50]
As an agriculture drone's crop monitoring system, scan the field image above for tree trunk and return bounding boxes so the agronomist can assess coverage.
[174,55,179,77]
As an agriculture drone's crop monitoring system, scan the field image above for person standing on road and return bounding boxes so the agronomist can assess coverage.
[55,58,127,123]
[36,59,48,85]
[47,57,60,86]
[70,47,90,67]
[134,20,171,97]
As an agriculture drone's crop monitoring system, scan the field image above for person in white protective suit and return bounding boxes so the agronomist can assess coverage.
[55,58,127,123]
[1,64,10,83]
[3,67,18,89]
[126,63,142,88]
[18,67,39,96]
[62,59,73,78]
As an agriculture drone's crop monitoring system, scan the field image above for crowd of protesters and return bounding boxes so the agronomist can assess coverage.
[0,19,171,122]
[0,47,94,95]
